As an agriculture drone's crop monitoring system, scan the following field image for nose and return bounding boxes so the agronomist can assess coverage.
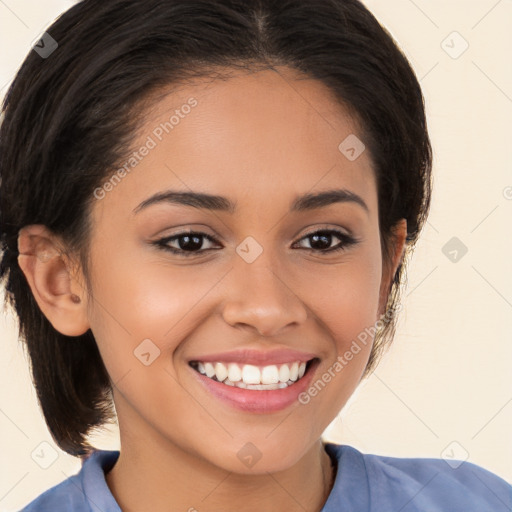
[221,251,308,337]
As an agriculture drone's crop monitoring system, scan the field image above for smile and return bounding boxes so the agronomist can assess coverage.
[189,360,315,390]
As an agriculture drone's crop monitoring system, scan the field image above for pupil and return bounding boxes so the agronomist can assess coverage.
[180,234,202,251]
[311,232,331,250]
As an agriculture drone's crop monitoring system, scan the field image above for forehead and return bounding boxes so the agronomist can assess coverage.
[94,66,377,220]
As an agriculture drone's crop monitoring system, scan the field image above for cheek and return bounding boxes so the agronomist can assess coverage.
[86,250,219,373]
[298,251,383,344]
[90,249,205,331]
[288,251,383,425]
[299,254,383,401]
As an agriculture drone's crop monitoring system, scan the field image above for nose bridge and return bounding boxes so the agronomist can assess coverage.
[221,238,307,336]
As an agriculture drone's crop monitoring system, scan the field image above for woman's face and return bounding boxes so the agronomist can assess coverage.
[82,67,405,473]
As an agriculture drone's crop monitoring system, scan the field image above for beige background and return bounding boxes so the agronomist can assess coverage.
[1,0,511,510]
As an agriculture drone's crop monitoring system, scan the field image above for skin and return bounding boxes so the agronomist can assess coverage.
[18,66,407,512]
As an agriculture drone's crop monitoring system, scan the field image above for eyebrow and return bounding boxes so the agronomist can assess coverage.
[132,188,369,215]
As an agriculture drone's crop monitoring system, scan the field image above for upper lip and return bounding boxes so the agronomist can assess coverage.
[188,348,318,366]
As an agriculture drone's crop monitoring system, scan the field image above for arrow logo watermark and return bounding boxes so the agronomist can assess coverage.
[32,32,58,59]
[338,134,366,161]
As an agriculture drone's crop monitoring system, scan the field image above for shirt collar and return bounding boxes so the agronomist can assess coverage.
[78,444,369,512]
[81,450,121,512]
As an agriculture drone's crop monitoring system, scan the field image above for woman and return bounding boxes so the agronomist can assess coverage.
[1,0,510,510]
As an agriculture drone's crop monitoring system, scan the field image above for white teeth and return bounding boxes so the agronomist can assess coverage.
[214,362,228,382]
[289,362,299,381]
[243,383,280,390]
[220,379,294,390]
[278,364,290,383]
[191,359,313,389]
[261,365,279,384]
[204,362,215,378]
[242,364,261,384]
[227,363,242,382]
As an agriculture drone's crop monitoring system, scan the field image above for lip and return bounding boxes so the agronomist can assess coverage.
[189,357,320,413]
[188,348,318,366]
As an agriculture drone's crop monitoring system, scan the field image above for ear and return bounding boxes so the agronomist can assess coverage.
[378,218,407,317]
[17,224,90,336]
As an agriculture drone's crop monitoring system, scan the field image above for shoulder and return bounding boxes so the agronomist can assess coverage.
[19,472,86,511]
[326,443,512,512]
[19,450,120,512]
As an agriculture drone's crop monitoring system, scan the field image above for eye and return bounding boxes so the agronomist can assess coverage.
[152,228,359,258]
[293,229,359,253]
[152,231,220,257]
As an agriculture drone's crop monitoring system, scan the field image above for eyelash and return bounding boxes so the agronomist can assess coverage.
[152,229,359,257]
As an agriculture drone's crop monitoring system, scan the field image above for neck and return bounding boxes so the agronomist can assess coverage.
[105,431,335,512]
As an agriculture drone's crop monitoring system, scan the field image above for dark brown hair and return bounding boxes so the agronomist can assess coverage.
[0,0,432,456]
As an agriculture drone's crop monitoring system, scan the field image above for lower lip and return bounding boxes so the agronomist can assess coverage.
[189,359,320,413]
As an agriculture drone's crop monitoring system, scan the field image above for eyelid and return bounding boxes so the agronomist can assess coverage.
[299,224,353,239]
[155,230,220,246]
[151,225,360,258]
[292,228,359,251]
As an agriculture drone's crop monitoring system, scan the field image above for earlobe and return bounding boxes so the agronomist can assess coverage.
[17,224,90,337]
[378,218,407,317]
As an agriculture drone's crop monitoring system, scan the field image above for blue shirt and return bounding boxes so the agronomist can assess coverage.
[20,443,512,511]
